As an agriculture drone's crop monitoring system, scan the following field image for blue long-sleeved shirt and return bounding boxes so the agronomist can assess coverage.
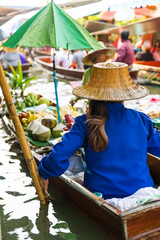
[38,103,160,199]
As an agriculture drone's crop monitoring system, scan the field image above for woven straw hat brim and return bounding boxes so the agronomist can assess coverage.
[82,48,116,65]
[4,47,19,53]
[73,62,149,101]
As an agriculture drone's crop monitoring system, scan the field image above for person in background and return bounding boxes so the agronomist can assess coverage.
[19,52,27,64]
[134,38,143,53]
[82,47,116,85]
[135,40,153,61]
[0,47,19,67]
[51,48,63,67]
[150,40,160,61]
[59,49,73,68]
[0,47,27,67]
[114,30,134,67]
[72,50,86,69]
[38,62,160,199]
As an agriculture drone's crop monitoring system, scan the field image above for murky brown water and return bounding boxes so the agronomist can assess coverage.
[0,65,159,240]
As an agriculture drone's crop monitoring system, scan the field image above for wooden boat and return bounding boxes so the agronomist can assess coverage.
[2,114,160,240]
[3,62,32,74]
[35,56,139,81]
[34,56,84,80]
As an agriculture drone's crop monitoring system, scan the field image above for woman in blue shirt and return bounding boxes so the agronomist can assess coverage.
[38,62,160,199]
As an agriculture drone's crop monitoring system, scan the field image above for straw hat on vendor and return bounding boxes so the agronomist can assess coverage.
[73,62,149,101]
[4,47,19,53]
[82,46,116,67]
[81,44,116,87]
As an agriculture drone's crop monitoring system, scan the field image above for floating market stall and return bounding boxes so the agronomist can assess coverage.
[91,16,160,85]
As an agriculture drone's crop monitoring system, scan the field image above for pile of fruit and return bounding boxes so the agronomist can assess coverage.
[16,92,52,111]
[17,92,80,142]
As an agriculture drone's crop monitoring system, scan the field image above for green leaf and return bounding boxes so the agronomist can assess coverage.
[17,58,23,81]
[7,62,17,75]
[22,77,37,85]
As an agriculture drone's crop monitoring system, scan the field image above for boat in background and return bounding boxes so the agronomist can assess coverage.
[35,56,84,80]
[3,62,32,74]
[35,56,140,82]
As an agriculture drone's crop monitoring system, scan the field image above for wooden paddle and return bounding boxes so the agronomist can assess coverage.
[0,62,49,204]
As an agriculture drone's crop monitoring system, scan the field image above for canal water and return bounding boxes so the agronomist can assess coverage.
[0,65,159,240]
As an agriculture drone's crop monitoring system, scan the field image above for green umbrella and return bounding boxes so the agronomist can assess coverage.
[3,1,102,122]
[3,1,102,50]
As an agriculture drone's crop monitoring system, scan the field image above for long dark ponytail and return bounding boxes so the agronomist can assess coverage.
[86,100,108,152]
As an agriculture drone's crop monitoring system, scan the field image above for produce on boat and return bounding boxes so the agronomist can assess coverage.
[27,120,41,137]
[41,114,58,129]
[15,92,80,146]
[37,97,51,106]
[52,123,66,138]
[32,124,51,142]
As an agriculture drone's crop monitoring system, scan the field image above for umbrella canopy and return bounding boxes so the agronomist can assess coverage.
[3,1,103,124]
[3,1,102,51]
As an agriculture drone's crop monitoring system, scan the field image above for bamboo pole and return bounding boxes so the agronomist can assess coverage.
[0,62,48,204]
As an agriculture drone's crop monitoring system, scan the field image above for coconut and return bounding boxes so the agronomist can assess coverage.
[32,125,51,142]
[52,123,65,138]
[33,103,48,113]
[27,120,41,137]
[41,114,58,129]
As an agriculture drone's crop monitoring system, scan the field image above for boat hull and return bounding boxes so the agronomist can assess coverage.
[3,63,31,74]
[35,56,139,81]
[35,56,84,80]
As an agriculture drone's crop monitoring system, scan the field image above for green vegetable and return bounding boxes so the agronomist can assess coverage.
[24,94,38,107]
[15,100,26,111]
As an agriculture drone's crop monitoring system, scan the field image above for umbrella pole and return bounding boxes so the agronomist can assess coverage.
[0,63,48,204]
[53,60,61,123]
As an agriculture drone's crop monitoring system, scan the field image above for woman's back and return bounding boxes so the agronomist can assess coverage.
[84,102,160,199]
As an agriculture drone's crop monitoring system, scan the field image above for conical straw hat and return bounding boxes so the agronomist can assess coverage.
[73,62,149,101]
[4,47,19,53]
[82,47,116,66]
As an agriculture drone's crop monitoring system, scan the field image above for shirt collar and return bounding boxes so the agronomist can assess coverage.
[105,102,124,112]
